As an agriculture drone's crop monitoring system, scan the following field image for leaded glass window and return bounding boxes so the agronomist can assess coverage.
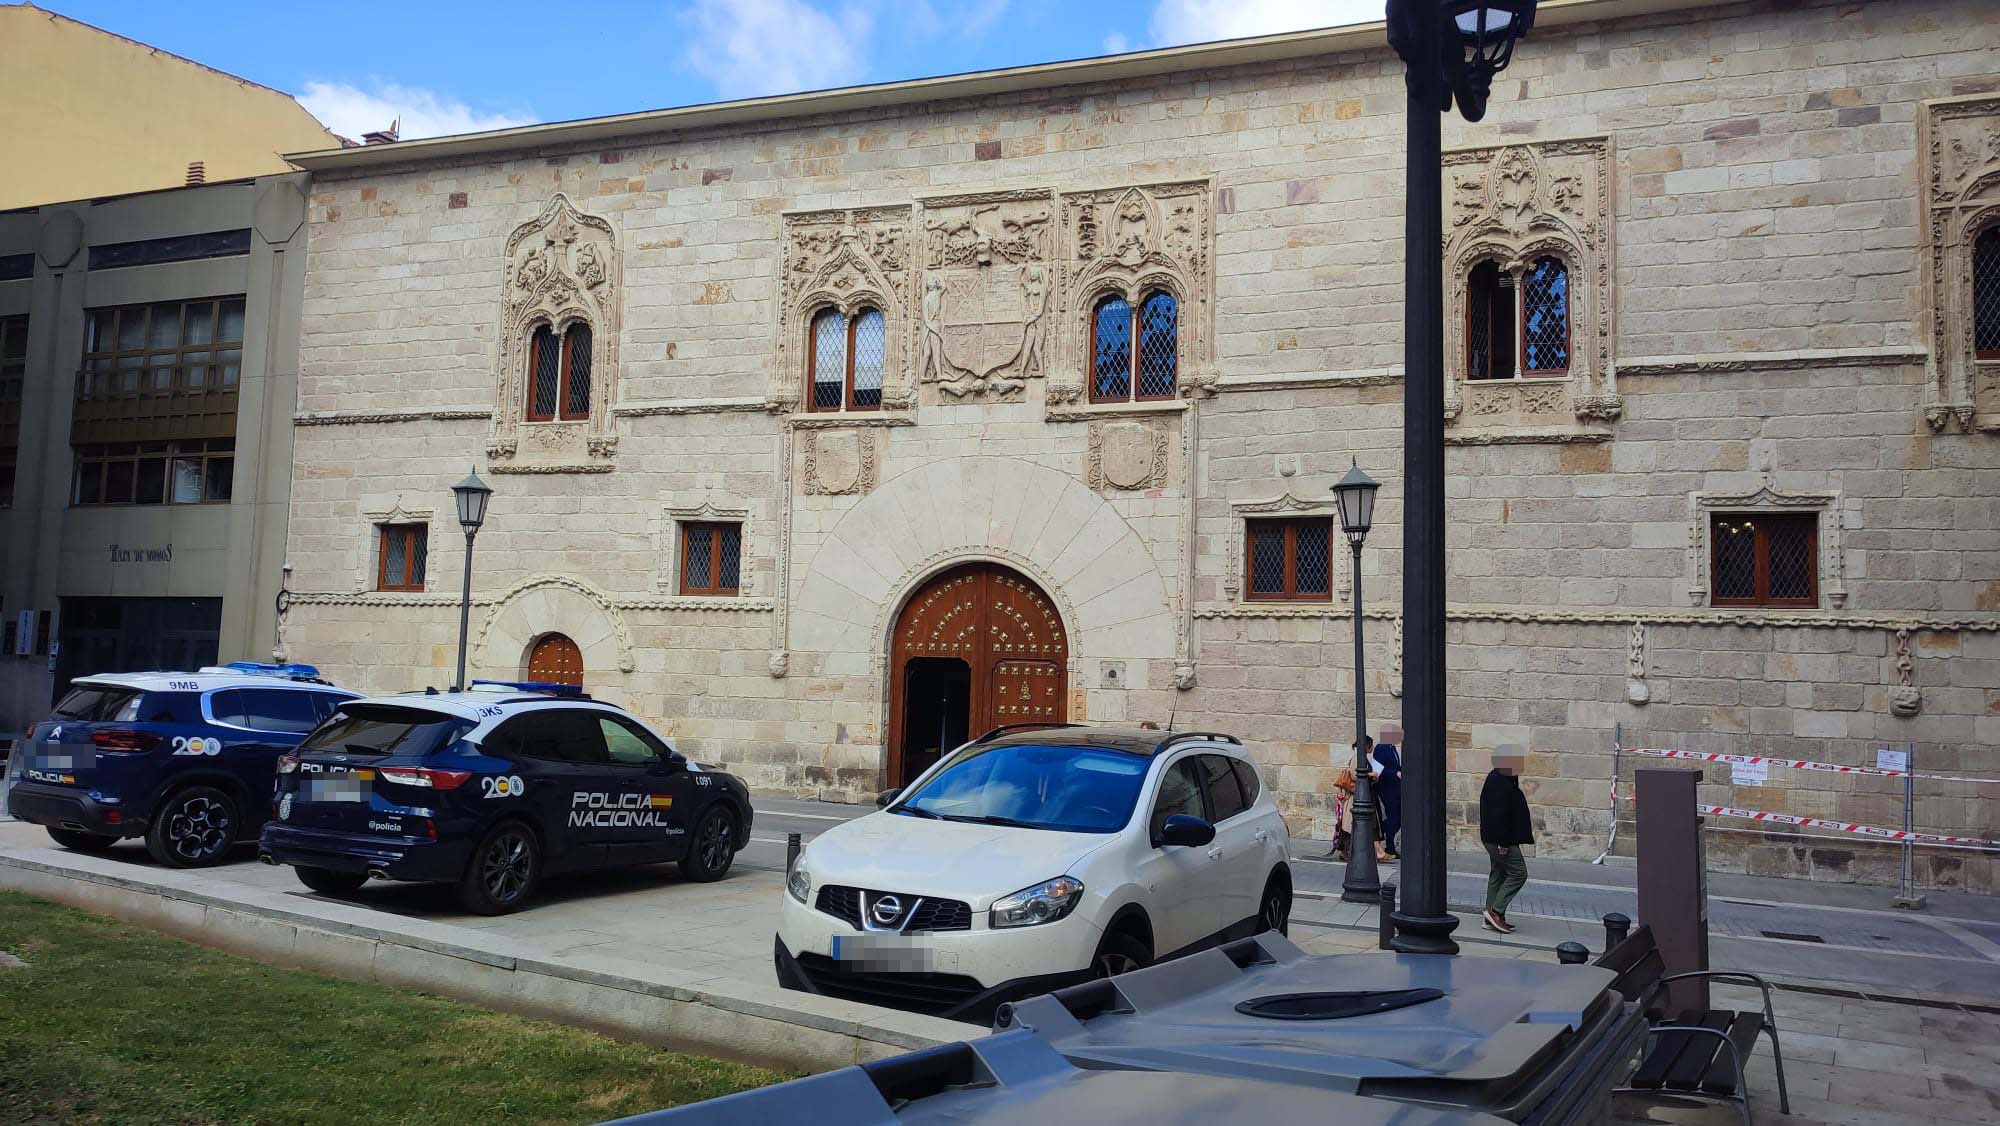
[807,307,883,411]
[1092,295,1132,402]
[527,325,561,420]
[1521,257,1569,373]
[1711,513,1816,608]
[1137,291,1179,399]
[1975,226,2000,359]
[680,522,742,596]
[561,324,592,419]
[1245,518,1334,602]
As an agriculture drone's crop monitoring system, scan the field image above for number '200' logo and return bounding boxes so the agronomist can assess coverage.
[172,736,222,756]
[480,775,526,799]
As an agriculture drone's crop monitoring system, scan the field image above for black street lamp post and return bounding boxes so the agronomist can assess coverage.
[451,467,493,692]
[1385,0,1538,955]
[1334,461,1383,904]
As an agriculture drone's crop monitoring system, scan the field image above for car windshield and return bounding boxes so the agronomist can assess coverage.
[896,743,1151,834]
[297,704,471,759]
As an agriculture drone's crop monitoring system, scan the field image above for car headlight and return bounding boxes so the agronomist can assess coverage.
[786,863,811,904]
[989,876,1085,929]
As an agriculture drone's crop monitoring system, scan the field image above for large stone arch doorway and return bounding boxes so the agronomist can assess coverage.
[887,562,1067,786]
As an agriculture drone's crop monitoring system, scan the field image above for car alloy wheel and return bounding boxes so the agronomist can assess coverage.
[481,828,534,905]
[1260,881,1292,935]
[1094,949,1143,977]
[167,795,232,862]
[697,810,733,871]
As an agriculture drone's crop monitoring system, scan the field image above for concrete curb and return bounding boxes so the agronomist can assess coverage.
[0,847,963,1072]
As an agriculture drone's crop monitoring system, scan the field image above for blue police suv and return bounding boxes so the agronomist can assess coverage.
[10,663,361,867]
[259,682,754,914]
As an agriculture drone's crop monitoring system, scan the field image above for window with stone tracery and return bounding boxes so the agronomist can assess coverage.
[526,322,591,422]
[808,307,884,412]
[1465,256,1567,379]
[1090,290,1177,403]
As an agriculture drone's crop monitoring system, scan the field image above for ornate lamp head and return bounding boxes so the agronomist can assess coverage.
[1332,460,1381,547]
[452,466,493,534]
[1440,1,1540,121]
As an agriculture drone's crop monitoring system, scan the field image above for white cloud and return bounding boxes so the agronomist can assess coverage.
[1148,0,1383,47]
[681,0,874,100]
[1102,31,1130,55]
[299,80,536,141]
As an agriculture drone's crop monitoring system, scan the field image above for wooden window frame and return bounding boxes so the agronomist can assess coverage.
[1975,225,2000,361]
[1243,517,1335,603]
[525,322,591,422]
[1088,290,1179,405]
[376,523,428,592]
[806,307,884,413]
[1708,513,1818,609]
[678,522,742,597]
[1464,259,1516,381]
[1519,255,1571,377]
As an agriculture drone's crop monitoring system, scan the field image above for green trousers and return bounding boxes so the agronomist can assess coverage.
[1484,843,1528,914]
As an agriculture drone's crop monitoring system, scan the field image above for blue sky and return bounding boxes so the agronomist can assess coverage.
[41,0,1387,140]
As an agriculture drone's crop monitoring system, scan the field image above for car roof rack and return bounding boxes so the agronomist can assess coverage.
[970,721,1085,745]
[1156,731,1244,752]
[467,679,591,700]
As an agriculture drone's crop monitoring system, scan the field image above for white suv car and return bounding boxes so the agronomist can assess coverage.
[775,724,1292,1022]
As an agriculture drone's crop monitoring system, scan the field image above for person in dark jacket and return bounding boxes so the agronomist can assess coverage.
[1478,747,1533,934]
[1371,724,1404,859]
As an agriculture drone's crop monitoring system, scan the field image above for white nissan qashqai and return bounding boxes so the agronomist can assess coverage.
[775,724,1292,1023]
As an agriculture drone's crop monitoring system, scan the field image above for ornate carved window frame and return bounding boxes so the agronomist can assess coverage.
[1224,491,1350,603]
[1051,181,1216,417]
[804,303,887,413]
[1686,486,1844,609]
[657,499,754,596]
[355,501,435,593]
[1920,94,2000,432]
[772,206,915,417]
[493,194,621,469]
[1444,138,1618,440]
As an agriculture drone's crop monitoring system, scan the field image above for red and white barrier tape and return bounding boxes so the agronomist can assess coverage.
[1699,804,2000,850]
[1629,746,2000,786]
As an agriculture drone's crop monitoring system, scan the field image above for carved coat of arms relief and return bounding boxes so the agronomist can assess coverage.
[914,190,1056,399]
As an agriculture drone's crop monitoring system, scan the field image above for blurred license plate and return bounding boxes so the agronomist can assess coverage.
[304,777,372,802]
[830,937,951,972]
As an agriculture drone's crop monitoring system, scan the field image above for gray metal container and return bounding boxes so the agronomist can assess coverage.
[995,933,1645,1125]
[601,1027,1510,1126]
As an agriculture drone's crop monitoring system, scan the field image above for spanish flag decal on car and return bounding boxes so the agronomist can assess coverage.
[649,794,673,809]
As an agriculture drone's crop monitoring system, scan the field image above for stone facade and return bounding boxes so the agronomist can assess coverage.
[284,0,2000,891]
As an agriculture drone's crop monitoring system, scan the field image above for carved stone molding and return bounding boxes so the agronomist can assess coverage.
[487,462,616,474]
[354,500,435,593]
[296,407,492,426]
[1223,490,1340,598]
[473,574,637,673]
[1086,419,1170,491]
[1920,94,2000,432]
[1686,484,1845,609]
[1389,614,1404,699]
[288,590,775,614]
[914,189,1054,400]
[1191,603,2000,633]
[494,194,621,466]
[1054,180,1215,409]
[659,499,754,594]
[1625,620,1650,705]
[1617,346,1930,378]
[613,396,767,417]
[800,429,879,496]
[1444,137,1616,438]
[773,205,916,415]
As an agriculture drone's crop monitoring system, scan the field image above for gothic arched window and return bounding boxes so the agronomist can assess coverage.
[808,307,883,411]
[1090,290,1177,403]
[1521,256,1570,374]
[1464,256,1567,379]
[527,322,592,421]
[1975,225,2000,359]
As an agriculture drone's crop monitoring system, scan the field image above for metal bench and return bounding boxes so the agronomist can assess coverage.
[1592,916,1790,1125]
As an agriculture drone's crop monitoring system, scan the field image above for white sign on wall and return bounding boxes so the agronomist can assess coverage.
[1876,749,1910,773]
[12,611,31,656]
[1731,759,1769,786]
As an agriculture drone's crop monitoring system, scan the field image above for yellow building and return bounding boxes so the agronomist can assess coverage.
[0,4,336,210]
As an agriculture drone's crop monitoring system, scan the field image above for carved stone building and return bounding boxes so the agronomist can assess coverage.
[281,0,2000,891]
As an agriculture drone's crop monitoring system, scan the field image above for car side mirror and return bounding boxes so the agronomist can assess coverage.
[1155,813,1216,849]
[657,750,687,773]
[875,787,902,808]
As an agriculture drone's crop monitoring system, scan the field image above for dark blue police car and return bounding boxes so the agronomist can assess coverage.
[9,663,361,867]
[259,682,754,914]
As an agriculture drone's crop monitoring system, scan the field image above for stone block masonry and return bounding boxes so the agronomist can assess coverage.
[284,0,2000,892]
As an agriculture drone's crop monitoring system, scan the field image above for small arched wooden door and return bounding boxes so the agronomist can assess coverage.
[526,633,584,687]
[888,563,1066,786]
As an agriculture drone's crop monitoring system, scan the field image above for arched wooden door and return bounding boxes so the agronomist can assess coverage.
[888,563,1067,786]
[526,633,584,687]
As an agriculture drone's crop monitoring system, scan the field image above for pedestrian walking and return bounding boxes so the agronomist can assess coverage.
[1327,766,1356,861]
[1479,746,1533,934]
[1372,724,1403,859]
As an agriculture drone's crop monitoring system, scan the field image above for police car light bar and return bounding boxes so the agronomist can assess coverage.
[468,679,586,698]
[207,661,327,681]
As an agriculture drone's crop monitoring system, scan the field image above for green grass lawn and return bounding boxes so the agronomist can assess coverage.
[0,891,786,1125]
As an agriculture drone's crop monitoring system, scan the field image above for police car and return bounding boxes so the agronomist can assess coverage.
[258,682,753,915]
[10,663,361,868]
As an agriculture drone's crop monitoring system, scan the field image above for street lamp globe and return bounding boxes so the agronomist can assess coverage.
[1332,460,1380,547]
[1440,0,1540,120]
[452,467,493,534]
